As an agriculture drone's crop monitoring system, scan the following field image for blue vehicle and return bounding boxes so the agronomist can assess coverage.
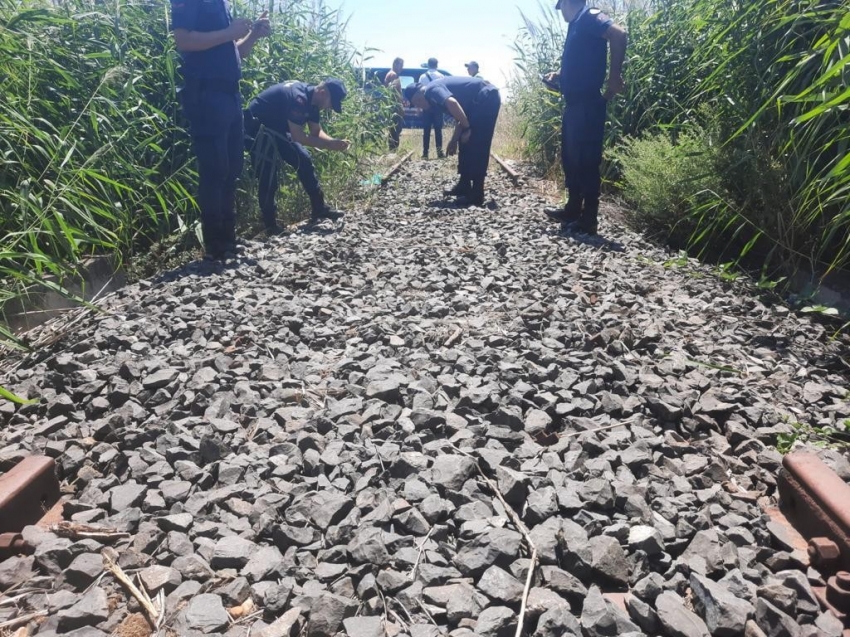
[362,67,454,129]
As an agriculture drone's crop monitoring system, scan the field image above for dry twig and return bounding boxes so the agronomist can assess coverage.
[443,327,463,348]
[52,521,130,541]
[102,549,161,629]
[0,612,47,631]
[408,526,435,579]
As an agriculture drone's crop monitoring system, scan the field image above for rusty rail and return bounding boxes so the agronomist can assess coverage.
[490,152,520,185]
[778,452,850,628]
[380,151,414,187]
[0,456,60,561]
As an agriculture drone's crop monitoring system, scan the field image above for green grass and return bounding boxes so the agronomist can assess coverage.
[0,0,396,350]
[511,0,850,287]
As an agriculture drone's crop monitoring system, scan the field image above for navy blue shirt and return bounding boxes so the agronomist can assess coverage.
[249,82,321,132]
[559,6,613,99]
[422,76,495,114]
[171,0,240,81]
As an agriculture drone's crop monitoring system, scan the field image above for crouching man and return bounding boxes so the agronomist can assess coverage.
[244,78,350,234]
[405,76,500,207]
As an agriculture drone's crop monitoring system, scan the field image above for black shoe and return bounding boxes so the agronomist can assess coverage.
[266,223,286,236]
[444,180,471,197]
[422,152,429,160]
[312,206,344,221]
[544,206,580,224]
[436,149,445,159]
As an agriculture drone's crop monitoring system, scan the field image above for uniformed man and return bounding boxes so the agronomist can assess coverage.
[418,58,445,159]
[543,0,627,236]
[170,0,270,260]
[384,57,405,151]
[244,79,350,235]
[404,76,501,207]
[464,61,482,79]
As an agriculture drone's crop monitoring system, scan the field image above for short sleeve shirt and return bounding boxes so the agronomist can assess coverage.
[170,0,240,81]
[249,81,321,132]
[422,76,492,113]
[559,6,613,99]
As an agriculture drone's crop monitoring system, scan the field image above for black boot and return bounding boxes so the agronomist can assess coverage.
[262,210,285,236]
[443,177,471,197]
[202,219,225,260]
[310,191,344,221]
[544,197,581,224]
[436,148,445,159]
[565,199,598,235]
[457,179,485,207]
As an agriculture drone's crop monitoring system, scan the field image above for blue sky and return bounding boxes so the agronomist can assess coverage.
[324,0,554,91]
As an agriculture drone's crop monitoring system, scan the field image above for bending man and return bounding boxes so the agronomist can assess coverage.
[245,79,350,234]
[405,77,501,207]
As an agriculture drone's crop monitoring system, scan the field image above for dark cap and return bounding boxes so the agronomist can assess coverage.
[427,57,438,68]
[324,78,347,113]
[464,61,479,68]
[403,83,422,103]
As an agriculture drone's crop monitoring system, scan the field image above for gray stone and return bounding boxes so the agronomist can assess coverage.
[65,553,103,589]
[626,594,659,633]
[476,606,517,637]
[241,545,285,583]
[690,573,753,637]
[431,455,476,491]
[588,535,629,588]
[755,598,804,637]
[348,527,390,565]
[342,616,384,637]
[109,481,146,513]
[0,555,35,589]
[57,587,110,632]
[628,525,665,555]
[478,565,524,604]
[139,564,182,593]
[534,603,581,637]
[655,591,711,637]
[184,593,230,634]
[581,585,640,637]
[210,535,256,569]
[306,592,358,637]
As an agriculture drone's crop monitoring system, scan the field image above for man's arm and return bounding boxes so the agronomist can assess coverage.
[603,23,628,98]
[237,11,270,59]
[443,98,472,156]
[173,20,249,52]
[288,121,350,151]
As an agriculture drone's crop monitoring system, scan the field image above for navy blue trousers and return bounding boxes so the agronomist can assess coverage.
[181,86,243,252]
[458,88,501,182]
[422,109,443,155]
[561,94,607,207]
[245,115,321,228]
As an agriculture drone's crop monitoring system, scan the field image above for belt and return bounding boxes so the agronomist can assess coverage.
[184,77,240,94]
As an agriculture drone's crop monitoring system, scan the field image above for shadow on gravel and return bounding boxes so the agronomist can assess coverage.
[297,220,344,235]
[154,255,259,284]
[543,225,626,252]
[427,199,498,211]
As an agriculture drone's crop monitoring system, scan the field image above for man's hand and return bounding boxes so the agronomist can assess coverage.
[228,18,252,40]
[447,140,458,156]
[251,11,271,39]
[544,72,558,84]
[229,18,252,40]
[331,139,351,152]
[603,74,625,100]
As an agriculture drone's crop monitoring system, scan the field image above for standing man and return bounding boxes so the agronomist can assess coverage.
[543,0,627,236]
[384,57,405,151]
[464,61,482,79]
[244,79,350,235]
[418,58,444,159]
[170,0,270,260]
[405,76,501,207]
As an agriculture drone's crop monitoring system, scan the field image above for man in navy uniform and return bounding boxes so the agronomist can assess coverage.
[418,58,445,159]
[170,0,270,260]
[543,0,627,236]
[405,76,501,207]
[244,79,350,235]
